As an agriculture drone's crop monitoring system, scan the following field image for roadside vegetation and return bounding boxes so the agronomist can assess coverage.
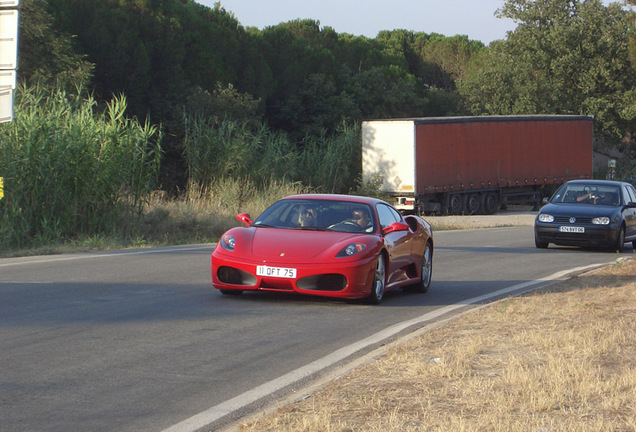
[239,258,636,432]
[1,0,635,254]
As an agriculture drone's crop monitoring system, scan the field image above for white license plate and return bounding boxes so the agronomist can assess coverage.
[256,265,297,279]
[559,226,585,233]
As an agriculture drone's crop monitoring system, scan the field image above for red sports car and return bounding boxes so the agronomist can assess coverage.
[211,194,433,303]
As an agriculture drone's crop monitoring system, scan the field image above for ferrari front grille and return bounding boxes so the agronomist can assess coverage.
[217,266,257,286]
[297,274,347,291]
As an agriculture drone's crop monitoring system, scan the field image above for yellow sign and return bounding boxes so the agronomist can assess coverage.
[0,177,3,200]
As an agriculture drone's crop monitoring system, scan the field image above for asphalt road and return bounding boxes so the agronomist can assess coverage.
[0,227,631,432]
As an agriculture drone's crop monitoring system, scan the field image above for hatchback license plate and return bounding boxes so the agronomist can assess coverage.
[559,226,585,233]
[257,265,297,278]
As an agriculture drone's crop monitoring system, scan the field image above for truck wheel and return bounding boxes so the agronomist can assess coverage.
[464,194,481,215]
[482,193,499,215]
[448,194,462,215]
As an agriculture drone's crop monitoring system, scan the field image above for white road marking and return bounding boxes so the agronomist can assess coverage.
[161,261,614,432]
[0,245,213,268]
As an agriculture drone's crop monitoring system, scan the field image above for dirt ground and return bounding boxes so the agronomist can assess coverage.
[425,209,537,230]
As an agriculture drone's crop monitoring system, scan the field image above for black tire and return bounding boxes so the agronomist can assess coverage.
[614,225,625,253]
[406,242,433,293]
[464,193,481,215]
[367,254,386,304]
[448,194,462,215]
[220,289,243,296]
[482,193,499,215]
[535,233,549,249]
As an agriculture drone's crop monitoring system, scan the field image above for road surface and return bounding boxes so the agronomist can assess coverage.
[0,227,628,431]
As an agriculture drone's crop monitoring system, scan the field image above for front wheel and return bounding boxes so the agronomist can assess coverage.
[613,225,626,253]
[220,289,243,296]
[535,234,549,249]
[367,254,386,304]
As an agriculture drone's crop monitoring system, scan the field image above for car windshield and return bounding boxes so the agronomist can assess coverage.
[252,199,376,233]
[551,184,621,206]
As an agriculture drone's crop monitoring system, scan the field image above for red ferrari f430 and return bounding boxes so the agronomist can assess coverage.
[211,194,433,303]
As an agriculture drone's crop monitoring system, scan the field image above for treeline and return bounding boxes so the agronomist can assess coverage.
[17,0,633,189]
[1,0,635,248]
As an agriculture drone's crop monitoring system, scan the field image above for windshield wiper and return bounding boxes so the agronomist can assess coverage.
[253,222,276,228]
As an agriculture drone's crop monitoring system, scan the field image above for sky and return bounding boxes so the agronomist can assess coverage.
[195,0,518,44]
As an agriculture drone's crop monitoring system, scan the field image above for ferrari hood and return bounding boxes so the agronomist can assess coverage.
[248,228,361,262]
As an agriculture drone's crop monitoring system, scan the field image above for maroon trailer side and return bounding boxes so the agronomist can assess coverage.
[363,115,594,215]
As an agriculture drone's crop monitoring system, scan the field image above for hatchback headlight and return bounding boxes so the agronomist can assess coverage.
[220,235,236,251]
[538,214,554,223]
[592,217,610,225]
[337,243,366,257]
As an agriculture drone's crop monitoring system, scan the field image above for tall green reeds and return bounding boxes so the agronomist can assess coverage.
[0,85,161,249]
[183,113,361,199]
[183,114,297,187]
[296,121,361,193]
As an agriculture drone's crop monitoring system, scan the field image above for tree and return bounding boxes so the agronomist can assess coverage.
[17,0,94,90]
[459,0,636,143]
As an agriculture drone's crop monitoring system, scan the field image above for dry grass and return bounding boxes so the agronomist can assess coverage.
[239,259,636,432]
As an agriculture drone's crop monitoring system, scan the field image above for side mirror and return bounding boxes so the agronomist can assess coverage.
[382,222,410,235]
[625,202,636,209]
[542,197,550,204]
[236,213,253,226]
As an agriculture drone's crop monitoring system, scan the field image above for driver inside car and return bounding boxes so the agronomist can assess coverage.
[577,189,598,204]
[351,208,373,232]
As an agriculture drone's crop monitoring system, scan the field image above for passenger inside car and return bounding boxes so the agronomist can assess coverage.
[298,207,318,227]
[598,191,619,206]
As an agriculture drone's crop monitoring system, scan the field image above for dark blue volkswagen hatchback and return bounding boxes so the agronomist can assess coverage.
[534,180,636,252]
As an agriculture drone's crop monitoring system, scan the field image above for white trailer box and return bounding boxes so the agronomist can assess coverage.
[362,120,417,208]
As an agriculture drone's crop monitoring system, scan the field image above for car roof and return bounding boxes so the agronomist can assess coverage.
[564,179,630,187]
[282,193,388,206]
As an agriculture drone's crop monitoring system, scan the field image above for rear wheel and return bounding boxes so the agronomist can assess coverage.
[367,254,386,304]
[406,242,433,293]
[448,194,462,215]
[464,194,481,215]
[482,193,499,215]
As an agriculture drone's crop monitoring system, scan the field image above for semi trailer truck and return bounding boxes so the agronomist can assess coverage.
[362,115,594,215]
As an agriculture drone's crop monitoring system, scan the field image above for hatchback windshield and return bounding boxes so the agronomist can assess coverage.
[551,184,621,206]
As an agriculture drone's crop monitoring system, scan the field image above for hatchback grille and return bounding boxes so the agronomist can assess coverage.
[554,216,593,224]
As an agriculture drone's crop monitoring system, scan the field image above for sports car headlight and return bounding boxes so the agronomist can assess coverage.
[538,214,554,223]
[592,217,610,225]
[220,235,236,251]
[337,243,366,257]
